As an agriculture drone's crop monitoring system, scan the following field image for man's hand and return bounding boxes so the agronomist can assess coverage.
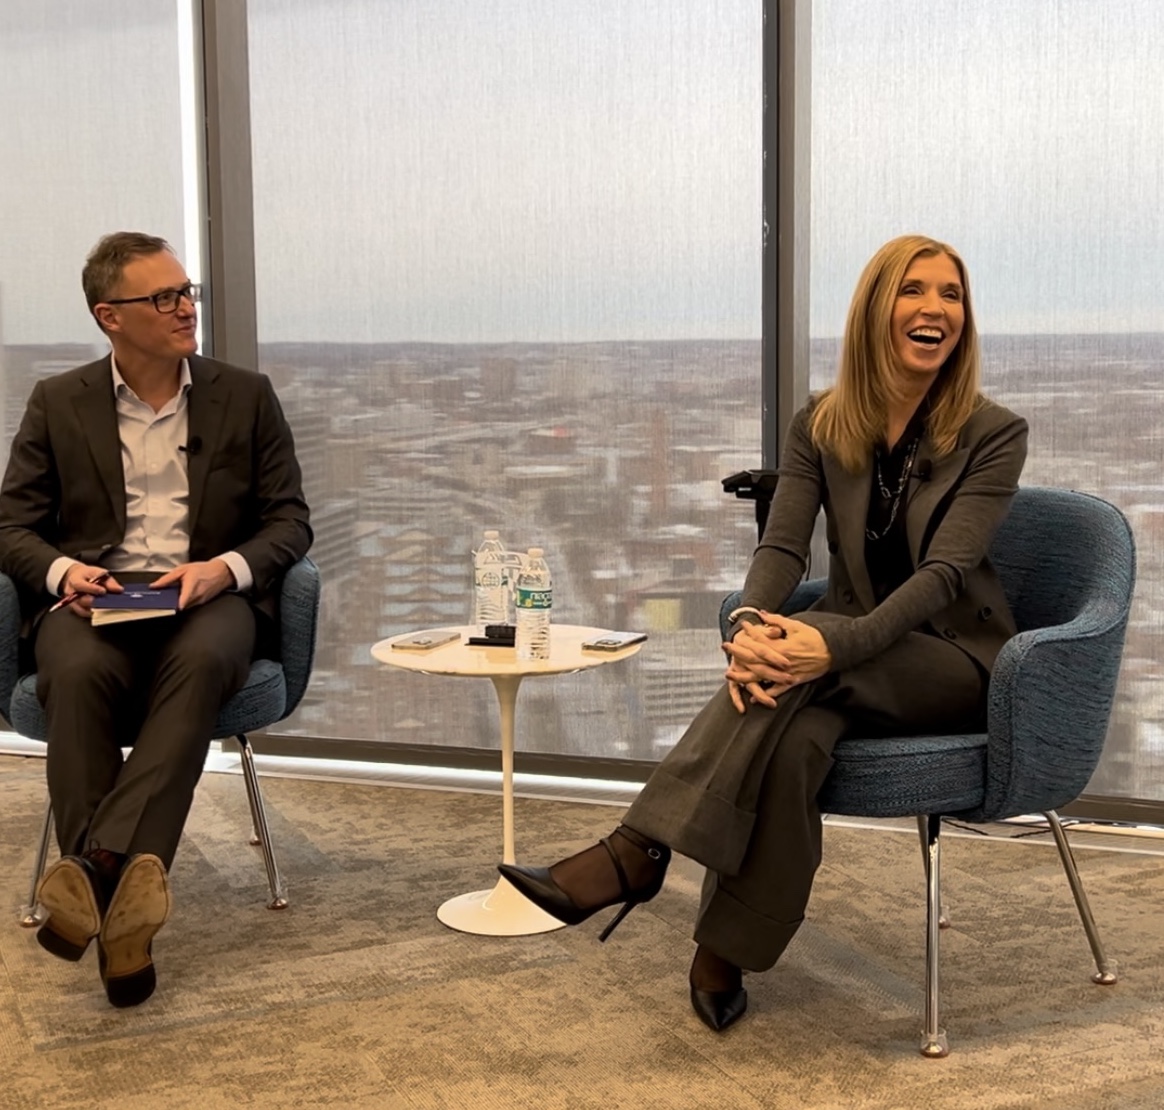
[150,559,236,610]
[59,563,123,617]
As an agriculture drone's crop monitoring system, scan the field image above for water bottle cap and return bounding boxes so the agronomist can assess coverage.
[527,547,544,557]
[484,530,500,539]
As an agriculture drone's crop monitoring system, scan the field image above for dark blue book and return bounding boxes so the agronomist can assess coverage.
[91,586,181,626]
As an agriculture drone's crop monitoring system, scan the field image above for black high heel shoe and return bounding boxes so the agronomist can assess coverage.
[689,945,748,1032]
[689,984,748,1032]
[498,827,671,941]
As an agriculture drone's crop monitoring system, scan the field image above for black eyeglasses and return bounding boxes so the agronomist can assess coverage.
[103,282,202,314]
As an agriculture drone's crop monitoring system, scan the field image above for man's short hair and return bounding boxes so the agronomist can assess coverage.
[82,231,174,313]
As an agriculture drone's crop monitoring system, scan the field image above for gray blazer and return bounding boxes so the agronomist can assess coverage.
[735,395,1029,676]
[0,354,312,627]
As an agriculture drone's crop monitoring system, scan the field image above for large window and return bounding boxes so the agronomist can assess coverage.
[811,0,1164,799]
[4,0,1161,812]
[248,0,764,758]
[0,0,199,471]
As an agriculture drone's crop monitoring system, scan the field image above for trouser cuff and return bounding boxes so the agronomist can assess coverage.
[694,880,804,972]
[625,768,754,876]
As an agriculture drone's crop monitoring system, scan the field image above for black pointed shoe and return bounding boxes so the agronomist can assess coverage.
[36,856,105,961]
[690,984,748,1032]
[97,854,171,1008]
[498,829,671,942]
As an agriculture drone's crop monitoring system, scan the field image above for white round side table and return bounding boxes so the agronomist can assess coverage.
[371,624,643,936]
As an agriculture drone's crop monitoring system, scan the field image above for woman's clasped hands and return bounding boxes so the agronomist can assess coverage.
[723,612,833,713]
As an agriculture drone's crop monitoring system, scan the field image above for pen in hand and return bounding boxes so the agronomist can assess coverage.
[48,571,111,614]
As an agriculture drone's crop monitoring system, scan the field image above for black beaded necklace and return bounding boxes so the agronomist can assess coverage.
[865,436,920,542]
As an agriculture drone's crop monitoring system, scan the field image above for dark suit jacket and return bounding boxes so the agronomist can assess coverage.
[0,353,312,628]
[736,394,1029,676]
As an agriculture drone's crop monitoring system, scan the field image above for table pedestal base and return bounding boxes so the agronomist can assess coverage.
[437,876,567,936]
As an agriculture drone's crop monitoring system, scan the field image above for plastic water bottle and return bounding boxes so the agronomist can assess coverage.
[473,530,508,627]
[514,547,552,661]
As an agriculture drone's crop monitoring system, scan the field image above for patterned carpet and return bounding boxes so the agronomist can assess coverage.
[2,752,1164,1109]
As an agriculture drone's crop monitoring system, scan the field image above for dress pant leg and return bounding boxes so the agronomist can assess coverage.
[624,681,817,876]
[693,632,988,971]
[86,594,255,868]
[693,705,847,970]
[35,611,143,858]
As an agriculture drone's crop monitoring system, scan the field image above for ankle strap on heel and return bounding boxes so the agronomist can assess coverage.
[613,825,667,860]
[598,837,631,898]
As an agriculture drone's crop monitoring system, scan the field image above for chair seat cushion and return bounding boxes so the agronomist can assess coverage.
[9,676,47,741]
[10,659,287,744]
[820,732,988,818]
[212,660,286,738]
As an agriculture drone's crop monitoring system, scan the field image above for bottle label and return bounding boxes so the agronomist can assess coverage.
[515,587,552,611]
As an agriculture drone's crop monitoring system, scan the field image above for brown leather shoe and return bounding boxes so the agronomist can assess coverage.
[97,854,172,1008]
[36,856,106,961]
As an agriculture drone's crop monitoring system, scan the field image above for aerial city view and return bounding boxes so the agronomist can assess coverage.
[6,329,1154,793]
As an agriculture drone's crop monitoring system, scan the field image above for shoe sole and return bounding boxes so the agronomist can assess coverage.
[36,858,101,961]
[99,855,171,983]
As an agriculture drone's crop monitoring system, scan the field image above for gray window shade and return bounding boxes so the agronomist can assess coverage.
[248,0,763,757]
[0,0,189,464]
[812,0,1164,801]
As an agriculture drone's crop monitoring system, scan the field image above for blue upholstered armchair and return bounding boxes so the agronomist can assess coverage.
[720,487,1136,1056]
[0,556,321,921]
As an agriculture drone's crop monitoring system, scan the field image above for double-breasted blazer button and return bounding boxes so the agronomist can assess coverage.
[827,541,839,554]
[977,606,993,621]
[842,588,854,604]
[943,627,957,640]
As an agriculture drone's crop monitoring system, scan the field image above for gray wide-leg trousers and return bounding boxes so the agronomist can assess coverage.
[624,630,987,971]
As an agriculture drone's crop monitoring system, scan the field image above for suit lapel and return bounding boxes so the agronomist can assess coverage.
[185,356,228,541]
[822,451,877,612]
[71,357,126,533]
[906,438,971,564]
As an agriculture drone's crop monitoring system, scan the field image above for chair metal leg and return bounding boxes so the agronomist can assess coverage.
[916,816,950,929]
[19,800,54,927]
[1043,809,1117,985]
[237,734,288,910]
[918,814,949,1058]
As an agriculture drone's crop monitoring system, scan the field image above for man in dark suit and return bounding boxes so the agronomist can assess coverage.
[0,231,312,1007]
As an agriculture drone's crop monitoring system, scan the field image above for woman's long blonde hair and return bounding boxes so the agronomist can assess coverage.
[811,235,982,472]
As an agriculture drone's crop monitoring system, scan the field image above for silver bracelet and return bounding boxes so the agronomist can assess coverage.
[727,605,765,624]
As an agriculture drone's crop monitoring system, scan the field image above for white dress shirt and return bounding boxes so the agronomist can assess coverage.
[46,356,252,595]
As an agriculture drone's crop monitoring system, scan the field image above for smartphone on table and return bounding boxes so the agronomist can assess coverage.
[391,631,461,652]
[581,631,649,652]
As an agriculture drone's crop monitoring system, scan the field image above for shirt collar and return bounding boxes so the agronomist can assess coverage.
[110,353,192,400]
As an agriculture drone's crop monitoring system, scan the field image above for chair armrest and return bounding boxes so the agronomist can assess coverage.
[968,591,1134,821]
[0,574,21,727]
[277,557,321,719]
[722,468,779,540]
[721,469,779,502]
[718,580,827,639]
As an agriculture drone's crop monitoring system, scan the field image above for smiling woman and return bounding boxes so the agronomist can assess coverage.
[891,253,965,380]
[501,233,1030,1033]
[812,235,982,473]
